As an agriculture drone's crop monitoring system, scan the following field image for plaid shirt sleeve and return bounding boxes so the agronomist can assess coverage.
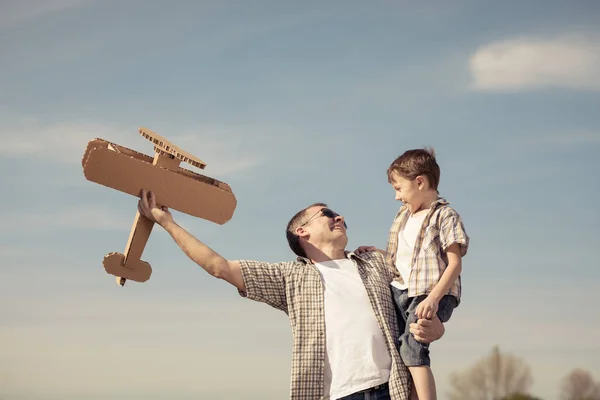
[438,207,469,257]
[237,260,289,313]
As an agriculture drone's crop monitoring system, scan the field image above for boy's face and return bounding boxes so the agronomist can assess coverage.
[390,173,425,212]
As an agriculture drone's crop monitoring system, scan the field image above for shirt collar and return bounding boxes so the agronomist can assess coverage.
[399,196,449,214]
[296,250,361,265]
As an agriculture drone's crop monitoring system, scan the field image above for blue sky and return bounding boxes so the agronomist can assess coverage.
[1,1,599,399]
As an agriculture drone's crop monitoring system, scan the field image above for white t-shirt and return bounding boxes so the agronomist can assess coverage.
[391,212,427,290]
[314,258,391,399]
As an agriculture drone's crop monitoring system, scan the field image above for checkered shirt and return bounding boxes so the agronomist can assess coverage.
[238,251,411,400]
[384,198,469,300]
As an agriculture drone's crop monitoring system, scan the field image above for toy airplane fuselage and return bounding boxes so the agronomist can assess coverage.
[81,127,237,286]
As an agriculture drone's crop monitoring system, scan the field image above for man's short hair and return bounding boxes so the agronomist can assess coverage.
[387,147,440,191]
[286,203,328,258]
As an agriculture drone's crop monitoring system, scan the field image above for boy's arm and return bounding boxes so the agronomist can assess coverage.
[138,190,245,291]
[416,207,468,320]
[415,244,462,319]
[428,243,462,301]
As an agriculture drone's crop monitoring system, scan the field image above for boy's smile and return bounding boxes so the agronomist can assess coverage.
[390,172,437,214]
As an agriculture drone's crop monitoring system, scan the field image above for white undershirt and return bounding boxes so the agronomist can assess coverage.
[391,212,427,290]
[314,258,391,400]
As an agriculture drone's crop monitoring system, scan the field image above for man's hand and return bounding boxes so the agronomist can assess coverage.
[415,295,439,320]
[138,189,173,227]
[409,316,445,344]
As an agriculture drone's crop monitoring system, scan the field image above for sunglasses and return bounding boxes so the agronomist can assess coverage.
[300,208,347,229]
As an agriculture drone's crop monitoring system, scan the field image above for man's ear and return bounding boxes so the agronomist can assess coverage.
[296,226,310,239]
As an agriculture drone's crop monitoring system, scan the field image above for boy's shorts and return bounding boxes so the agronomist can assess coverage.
[391,286,457,367]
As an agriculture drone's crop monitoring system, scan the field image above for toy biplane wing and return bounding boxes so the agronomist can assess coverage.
[81,127,237,286]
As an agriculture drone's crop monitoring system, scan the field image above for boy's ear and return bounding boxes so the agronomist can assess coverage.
[416,175,426,189]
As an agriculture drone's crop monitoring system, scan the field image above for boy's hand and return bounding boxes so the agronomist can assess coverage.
[415,295,439,320]
[354,245,377,254]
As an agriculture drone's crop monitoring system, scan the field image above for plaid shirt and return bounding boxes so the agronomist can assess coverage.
[238,251,411,400]
[385,198,469,300]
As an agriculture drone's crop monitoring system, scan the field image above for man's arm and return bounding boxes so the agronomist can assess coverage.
[138,189,245,291]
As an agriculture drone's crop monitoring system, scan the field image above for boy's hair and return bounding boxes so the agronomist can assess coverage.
[387,147,440,191]
[286,202,328,258]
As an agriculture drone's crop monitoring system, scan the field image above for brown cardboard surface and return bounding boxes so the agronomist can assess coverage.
[103,253,152,283]
[152,151,181,171]
[82,129,237,285]
[81,138,110,168]
[123,211,154,265]
[82,140,236,224]
[112,211,155,285]
[140,127,207,170]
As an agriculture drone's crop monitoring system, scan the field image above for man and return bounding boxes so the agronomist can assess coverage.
[137,190,444,400]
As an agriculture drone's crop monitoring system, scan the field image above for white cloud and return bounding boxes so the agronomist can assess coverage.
[0,110,135,164]
[170,129,275,176]
[0,0,88,29]
[540,130,600,147]
[0,244,21,259]
[469,34,600,92]
[1,205,131,232]
[0,110,279,178]
[0,298,291,398]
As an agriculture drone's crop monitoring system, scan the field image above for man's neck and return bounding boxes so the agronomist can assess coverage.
[307,244,346,264]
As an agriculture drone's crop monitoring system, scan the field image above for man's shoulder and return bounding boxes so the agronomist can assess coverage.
[353,250,386,266]
[239,259,301,273]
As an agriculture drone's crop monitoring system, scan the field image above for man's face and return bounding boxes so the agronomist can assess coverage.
[299,206,347,241]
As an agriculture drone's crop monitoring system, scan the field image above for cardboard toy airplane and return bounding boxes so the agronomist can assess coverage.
[81,127,237,286]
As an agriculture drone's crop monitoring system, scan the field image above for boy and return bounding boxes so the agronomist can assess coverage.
[384,148,468,400]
